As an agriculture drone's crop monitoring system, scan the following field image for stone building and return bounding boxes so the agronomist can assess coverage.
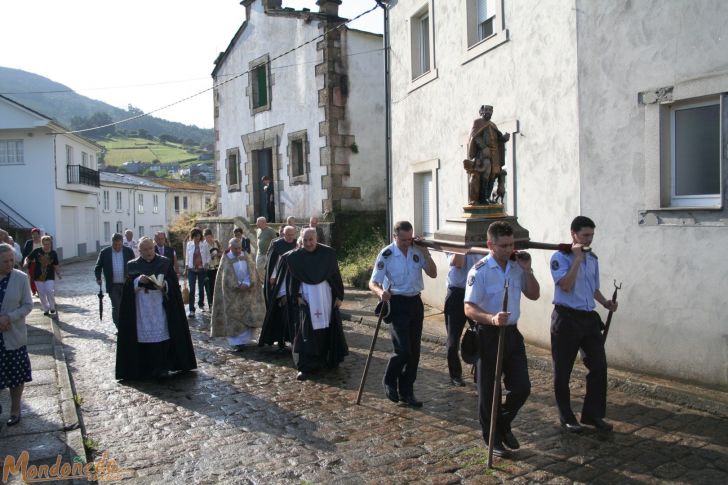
[387,0,728,387]
[212,0,385,222]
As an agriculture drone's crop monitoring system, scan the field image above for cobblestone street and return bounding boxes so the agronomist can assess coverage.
[45,260,728,483]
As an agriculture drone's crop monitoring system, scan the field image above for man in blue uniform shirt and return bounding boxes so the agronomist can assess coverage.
[464,221,540,457]
[550,216,618,433]
[369,220,437,407]
[444,252,481,386]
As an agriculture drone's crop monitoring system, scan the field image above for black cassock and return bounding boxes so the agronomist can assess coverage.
[285,244,348,372]
[259,238,297,348]
[116,255,197,380]
[263,238,296,308]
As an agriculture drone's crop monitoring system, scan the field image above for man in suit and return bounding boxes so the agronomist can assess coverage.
[95,233,135,329]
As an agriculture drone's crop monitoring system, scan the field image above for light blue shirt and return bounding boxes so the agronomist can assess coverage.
[370,242,427,296]
[463,255,525,325]
[550,251,600,311]
[111,248,125,283]
[446,253,482,289]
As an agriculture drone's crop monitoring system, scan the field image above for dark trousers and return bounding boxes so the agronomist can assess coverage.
[444,287,469,379]
[187,270,207,311]
[109,283,124,329]
[205,268,218,307]
[476,325,531,440]
[384,295,424,396]
[550,305,607,422]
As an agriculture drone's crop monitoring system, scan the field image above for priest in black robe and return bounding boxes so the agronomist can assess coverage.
[259,225,298,352]
[116,237,197,380]
[282,228,348,380]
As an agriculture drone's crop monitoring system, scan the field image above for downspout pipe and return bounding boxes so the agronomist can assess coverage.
[376,0,393,241]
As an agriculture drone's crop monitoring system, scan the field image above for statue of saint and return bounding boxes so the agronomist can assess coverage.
[464,105,510,205]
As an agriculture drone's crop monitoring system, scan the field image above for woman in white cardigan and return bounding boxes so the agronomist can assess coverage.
[184,227,210,317]
[0,243,33,427]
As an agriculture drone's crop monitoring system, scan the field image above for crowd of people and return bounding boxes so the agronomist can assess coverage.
[2,214,619,462]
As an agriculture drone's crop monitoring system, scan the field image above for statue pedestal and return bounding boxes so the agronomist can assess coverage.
[433,205,530,247]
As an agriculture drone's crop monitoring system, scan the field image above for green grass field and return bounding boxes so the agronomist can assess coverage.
[99,137,199,166]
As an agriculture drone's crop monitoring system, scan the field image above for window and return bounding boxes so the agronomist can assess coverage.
[103,190,110,211]
[115,191,122,211]
[66,145,73,164]
[248,54,271,114]
[90,154,95,169]
[204,196,211,208]
[139,226,144,237]
[287,131,309,184]
[116,221,123,234]
[420,172,434,237]
[153,194,159,213]
[174,196,180,213]
[464,0,509,63]
[0,140,24,164]
[408,1,437,92]
[138,193,144,213]
[183,196,188,210]
[411,159,440,238]
[411,9,431,79]
[226,148,241,191]
[669,98,721,207]
[104,222,111,243]
[81,151,88,167]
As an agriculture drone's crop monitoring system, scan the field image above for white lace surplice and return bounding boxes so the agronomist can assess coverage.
[300,281,332,330]
[134,276,170,343]
[232,256,251,287]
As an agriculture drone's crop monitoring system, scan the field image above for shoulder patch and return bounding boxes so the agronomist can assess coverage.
[413,254,420,263]
[590,252,598,260]
[551,259,560,270]
[382,249,392,258]
[473,259,486,270]
[377,261,384,270]
[467,275,475,286]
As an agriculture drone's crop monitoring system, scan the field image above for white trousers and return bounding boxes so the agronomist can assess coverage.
[35,280,56,312]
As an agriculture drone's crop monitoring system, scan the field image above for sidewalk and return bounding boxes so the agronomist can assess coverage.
[1,307,86,484]
[340,286,728,417]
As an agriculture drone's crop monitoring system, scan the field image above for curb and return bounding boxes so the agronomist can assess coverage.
[344,313,728,418]
[49,316,89,482]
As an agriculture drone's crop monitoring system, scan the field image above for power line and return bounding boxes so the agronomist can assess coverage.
[58,3,381,135]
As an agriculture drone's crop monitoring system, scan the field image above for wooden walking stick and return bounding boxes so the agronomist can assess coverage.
[355,300,390,405]
[487,279,509,469]
[602,280,622,343]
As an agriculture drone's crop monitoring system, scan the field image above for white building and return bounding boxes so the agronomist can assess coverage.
[387,0,728,387]
[99,173,168,244]
[212,0,386,222]
[0,94,102,260]
[151,178,215,224]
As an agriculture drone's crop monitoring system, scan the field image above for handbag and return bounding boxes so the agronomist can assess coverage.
[460,322,479,365]
[182,280,190,304]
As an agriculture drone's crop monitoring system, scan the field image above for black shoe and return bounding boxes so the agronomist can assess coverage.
[450,377,466,387]
[581,416,613,432]
[7,415,21,426]
[487,439,510,457]
[561,417,583,433]
[501,430,520,450]
[383,384,399,403]
[43,311,50,316]
[296,371,307,381]
[399,394,423,408]
[233,345,246,352]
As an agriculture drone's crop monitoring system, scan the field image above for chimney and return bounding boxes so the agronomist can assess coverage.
[316,0,341,17]
[265,0,282,9]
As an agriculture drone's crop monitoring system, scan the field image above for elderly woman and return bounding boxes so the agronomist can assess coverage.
[184,228,210,317]
[0,243,33,427]
[25,236,61,318]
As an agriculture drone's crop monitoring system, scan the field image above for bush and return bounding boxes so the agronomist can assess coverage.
[335,211,387,289]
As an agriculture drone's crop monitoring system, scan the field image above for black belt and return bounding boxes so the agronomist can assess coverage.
[391,293,421,300]
[555,304,596,316]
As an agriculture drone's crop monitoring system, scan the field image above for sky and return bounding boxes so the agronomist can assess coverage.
[0,0,383,129]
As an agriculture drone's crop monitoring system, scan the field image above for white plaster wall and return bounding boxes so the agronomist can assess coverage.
[0,129,56,233]
[342,30,386,211]
[54,190,98,259]
[390,1,581,315]
[572,0,728,386]
[215,2,325,220]
[98,185,167,244]
[165,190,210,224]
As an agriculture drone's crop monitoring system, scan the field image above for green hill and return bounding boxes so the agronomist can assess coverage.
[0,66,213,145]
[99,137,201,166]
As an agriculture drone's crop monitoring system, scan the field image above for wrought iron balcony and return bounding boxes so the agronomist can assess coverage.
[67,164,100,187]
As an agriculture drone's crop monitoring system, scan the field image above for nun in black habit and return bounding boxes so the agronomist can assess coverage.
[116,237,197,380]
